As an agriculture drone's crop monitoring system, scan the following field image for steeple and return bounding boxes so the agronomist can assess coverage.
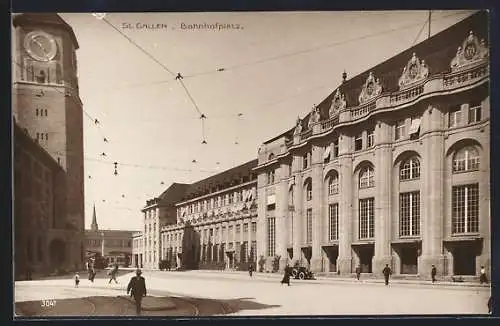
[91,204,98,231]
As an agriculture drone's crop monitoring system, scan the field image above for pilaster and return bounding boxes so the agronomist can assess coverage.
[337,133,353,274]
[256,173,268,262]
[420,105,446,275]
[277,163,290,271]
[373,121,393,275]
[310,145,324,273]
[292,157,303,266]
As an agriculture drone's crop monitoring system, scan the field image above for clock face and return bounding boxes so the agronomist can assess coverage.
[24,31,57,62]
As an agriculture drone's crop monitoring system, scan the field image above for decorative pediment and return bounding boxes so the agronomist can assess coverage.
[329,88,346,118]
[398,53,429,89]
[358,72,382,104]
[450,31,488,70]
[307,105,321,129]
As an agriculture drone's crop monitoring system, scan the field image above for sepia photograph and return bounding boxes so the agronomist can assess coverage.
[11,9,491,317]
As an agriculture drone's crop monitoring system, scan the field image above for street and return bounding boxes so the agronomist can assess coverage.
[15,270,491,316]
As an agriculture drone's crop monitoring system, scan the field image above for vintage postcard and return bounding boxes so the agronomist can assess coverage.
[12,10,491,317]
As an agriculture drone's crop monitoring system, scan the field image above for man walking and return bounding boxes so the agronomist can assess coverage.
[248,264,254,277]
[127,269,147,315]
[355,265,361,281]
[431,265,437,283]
[108,264,119,284]
[382,264,392,286]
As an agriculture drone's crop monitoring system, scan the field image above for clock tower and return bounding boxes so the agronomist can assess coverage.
[12,13,85,266]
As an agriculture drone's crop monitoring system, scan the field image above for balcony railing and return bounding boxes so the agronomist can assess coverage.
[390,84,424,105]
[321,117,338,131]
[351,101,377,119]
[443,63,488,88]
[300,129,312,141]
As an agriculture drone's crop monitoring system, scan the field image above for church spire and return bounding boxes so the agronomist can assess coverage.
[91,203,98,231]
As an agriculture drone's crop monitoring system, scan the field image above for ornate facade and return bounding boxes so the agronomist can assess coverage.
[254,11,490,277]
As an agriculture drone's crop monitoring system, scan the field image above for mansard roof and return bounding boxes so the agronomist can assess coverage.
[266,10,488,144]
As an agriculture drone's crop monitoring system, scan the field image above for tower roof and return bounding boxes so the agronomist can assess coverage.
[91,204,98,231]
[12,13,79,49]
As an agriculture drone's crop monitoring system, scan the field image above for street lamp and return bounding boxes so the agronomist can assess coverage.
[101,232,105,258]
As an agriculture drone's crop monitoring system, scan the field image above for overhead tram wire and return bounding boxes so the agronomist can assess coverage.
[177,11,472,81]
[100,16,207,131]
[411,12,432,46]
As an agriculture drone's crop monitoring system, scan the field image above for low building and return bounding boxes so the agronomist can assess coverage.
[84,205,134,267]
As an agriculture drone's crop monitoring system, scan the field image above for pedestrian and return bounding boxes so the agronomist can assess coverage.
[108,264,119,284]
[479,266,488,284]
[487,296,492,314]
[431,265,437,283]
[280,264,291,286]
[74,272,80,288]
[355,265,361,281]
[382,264,392,286]
[127,268,147,315]
[248,264,254,277]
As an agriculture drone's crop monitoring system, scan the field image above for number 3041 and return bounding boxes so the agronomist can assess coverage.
[41,300,56,307]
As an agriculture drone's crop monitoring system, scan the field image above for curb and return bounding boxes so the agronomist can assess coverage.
[118,295,177,312]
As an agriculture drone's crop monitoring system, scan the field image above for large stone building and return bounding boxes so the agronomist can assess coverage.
[132,160,258,270]
[255,10,490,277]
[85,205,134,267]
[132,11,490,278]
[12,13,86,278]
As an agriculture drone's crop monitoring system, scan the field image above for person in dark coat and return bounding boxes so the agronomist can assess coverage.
[127,268,147,315]
[479,266,488,284]
[431,265,437,283]
[355,265,361,281]
[108,264,119,284]
[487,296,492,314]
[382,264,392,286]
[280,265,291,286]
[248,264,254,277]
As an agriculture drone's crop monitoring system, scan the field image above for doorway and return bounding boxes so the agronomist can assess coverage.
[453,244,477,276]
[355,245,374,273]
[400,246,418,274]
[322,246,338,272]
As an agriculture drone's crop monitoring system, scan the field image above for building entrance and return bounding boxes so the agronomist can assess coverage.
[353,245,373,273]
[322,246,338,272]
[400,246,418,274]
[287,248,293,260]
[300,246,312,268]
[453,244,477,276]
[225,251,234,269]
[49,238,66,268]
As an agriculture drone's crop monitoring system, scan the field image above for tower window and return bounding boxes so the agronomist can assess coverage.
[355,134,363,151]
[36,108,39,116]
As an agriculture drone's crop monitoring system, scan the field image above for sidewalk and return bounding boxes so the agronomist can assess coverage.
[157,269,490,289]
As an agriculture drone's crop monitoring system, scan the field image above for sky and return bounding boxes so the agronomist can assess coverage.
[57,10,477,231]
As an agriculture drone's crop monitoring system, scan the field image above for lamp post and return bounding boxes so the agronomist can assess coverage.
[101,232,105,259]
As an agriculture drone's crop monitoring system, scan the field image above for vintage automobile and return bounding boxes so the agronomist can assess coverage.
[291,266,315,280]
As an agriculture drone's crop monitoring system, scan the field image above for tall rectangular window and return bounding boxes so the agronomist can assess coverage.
[333,139,339,158]
[306,208,313,243]
[359,198,375,239]
[452,184,479,234]
[395,120,406,140]
[355,134,363,151]
[243,223,248,233]
[449,106,462,128]
[303,153,310,169]
[251,241,257,261]
[267,217,276,256]
[251,222,257,233]
[469,102,482,124]
[367,129,374,148]
[329,203,339,241]
[399,192,420,237]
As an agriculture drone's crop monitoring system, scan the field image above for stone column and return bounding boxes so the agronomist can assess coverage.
[310,145,325,272]
[277,163,290,270]
[199,226,205,262]
[420,105,446,276]
[337,133,353,274]
[292,156,303,266]
[256,174,267,266]
[373,121,393,275]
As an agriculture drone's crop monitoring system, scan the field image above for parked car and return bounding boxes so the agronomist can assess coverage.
[291,266,315,280]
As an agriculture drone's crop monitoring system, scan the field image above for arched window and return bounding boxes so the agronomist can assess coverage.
[328,173,339,195]
[268,153,275,161]
[453,146,480,173]
[400,157,421,181]
[305,182,312,201]
[359,166,374,189]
